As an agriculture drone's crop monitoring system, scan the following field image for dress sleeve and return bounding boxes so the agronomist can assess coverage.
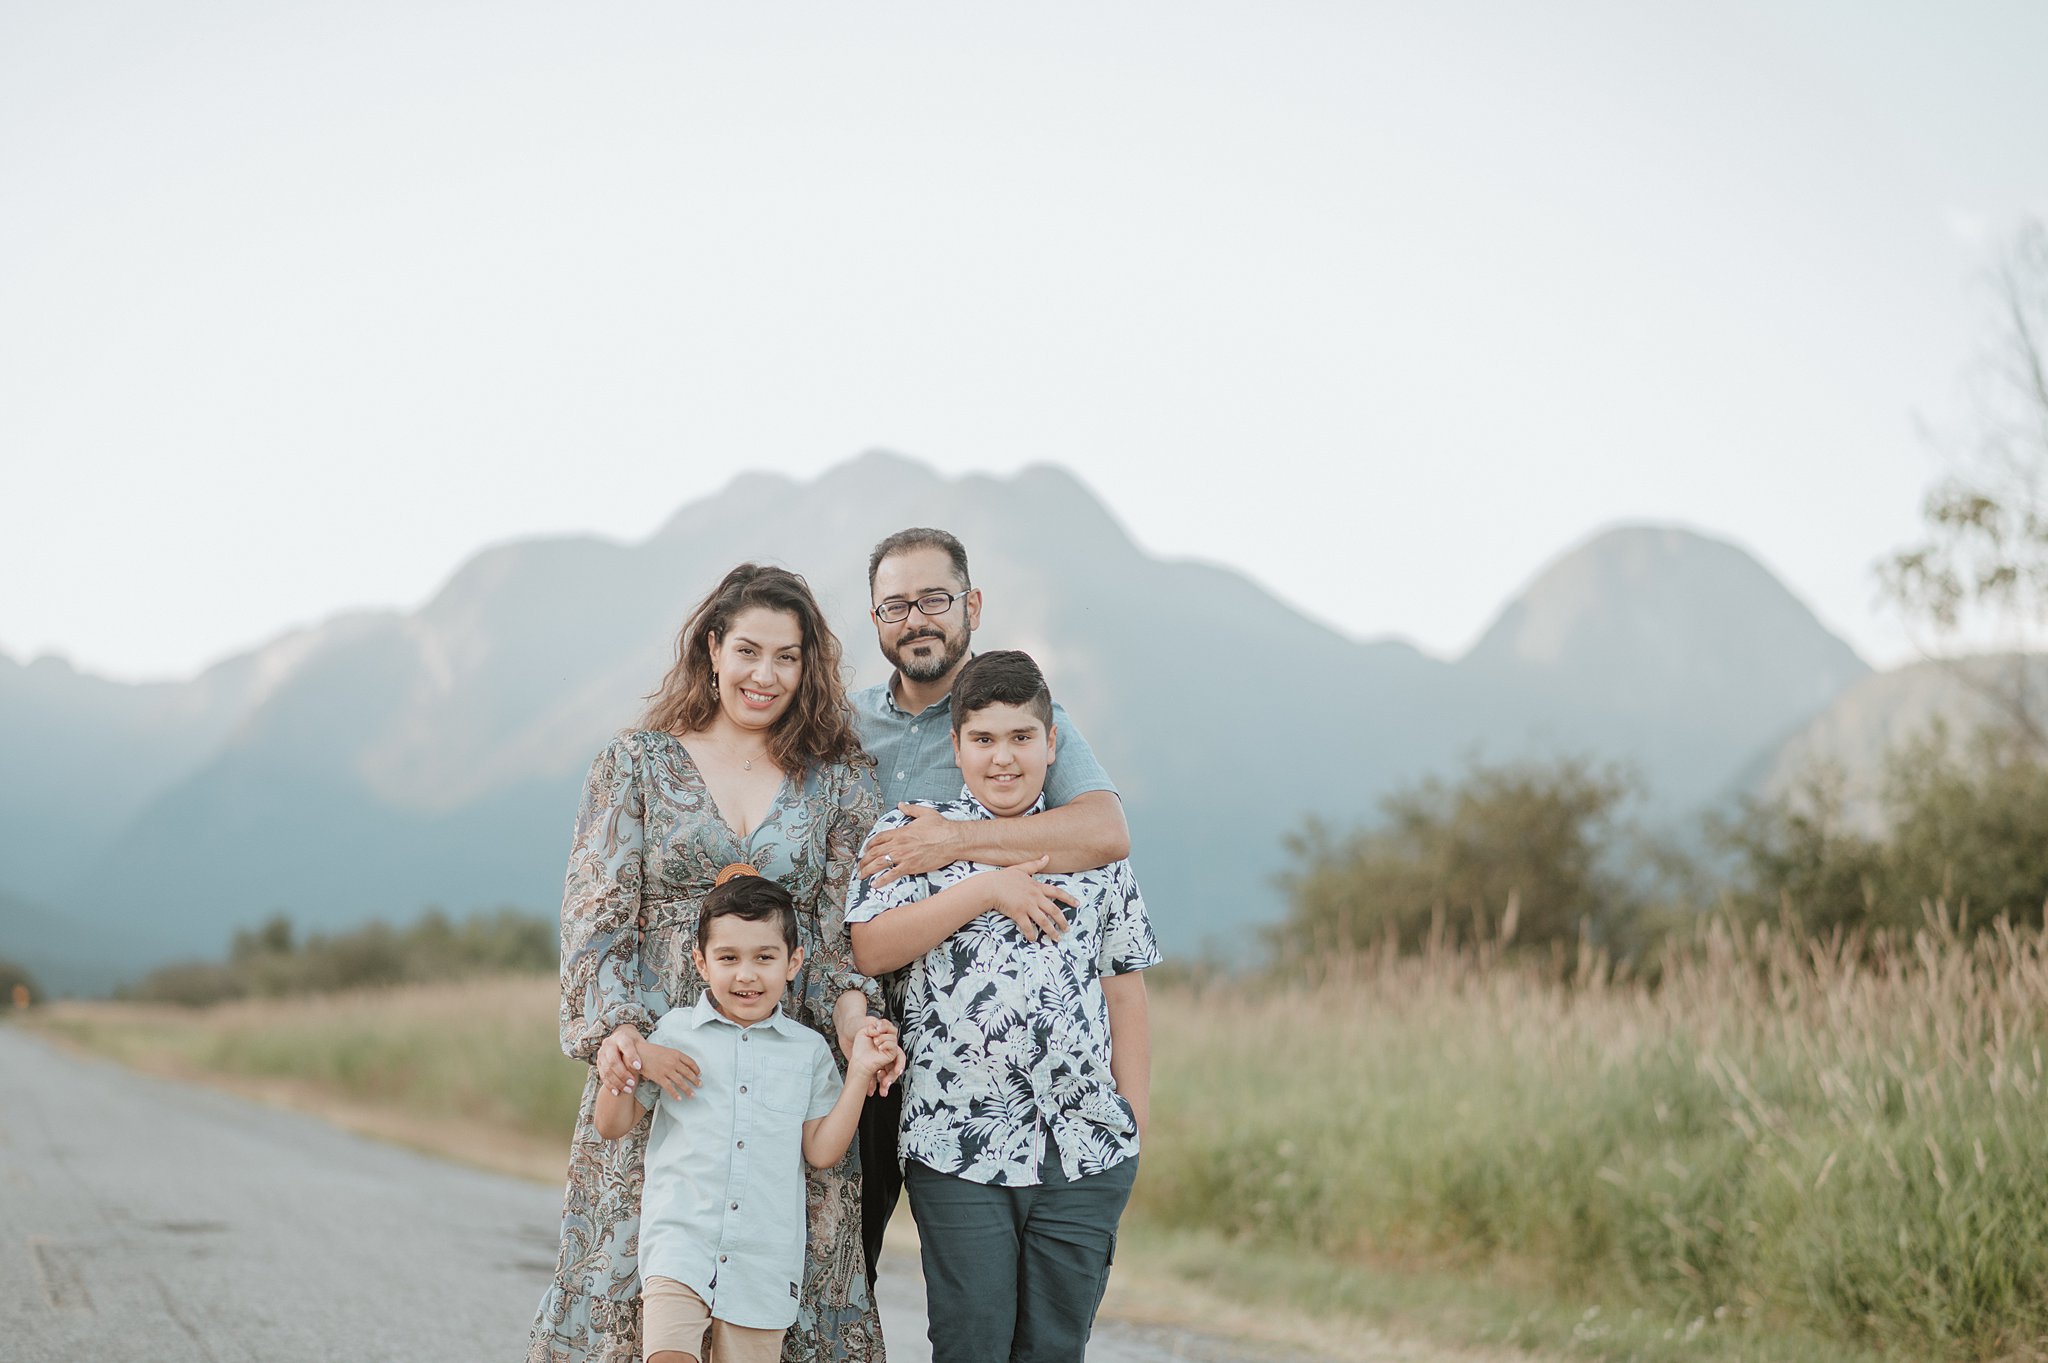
[558,734,658,1061]
[814,760,885,1016]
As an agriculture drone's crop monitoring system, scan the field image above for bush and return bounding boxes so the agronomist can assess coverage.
[1272,755,1653,961]
[0,956,42,1009]
[1721,725,2048,934]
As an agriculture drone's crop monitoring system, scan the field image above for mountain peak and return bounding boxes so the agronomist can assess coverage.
[1464,521,1868,725]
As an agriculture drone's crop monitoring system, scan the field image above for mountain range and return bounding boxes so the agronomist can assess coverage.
[0,451,1949,993]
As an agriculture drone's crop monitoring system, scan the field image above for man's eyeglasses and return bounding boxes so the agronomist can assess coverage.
[872,589,971,624]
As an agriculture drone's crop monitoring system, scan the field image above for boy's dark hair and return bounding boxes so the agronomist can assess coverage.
[698,873,800,953]
[951,650,1054,735]
[867,527,971,593]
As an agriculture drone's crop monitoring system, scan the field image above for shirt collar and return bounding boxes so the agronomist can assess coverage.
[686,991,808,1039]
[956,785,1047,819]
[881,650,982,719]
[882,676,955,720]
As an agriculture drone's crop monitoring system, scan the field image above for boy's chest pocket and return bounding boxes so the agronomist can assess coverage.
[748,1059,819,1118]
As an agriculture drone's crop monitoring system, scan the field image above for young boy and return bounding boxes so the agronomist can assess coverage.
[844,650,1160,1363]
[594,871,895,1363]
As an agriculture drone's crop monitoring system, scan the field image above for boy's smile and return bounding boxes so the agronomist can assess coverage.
[692,915,803,1025]
[953,701,1057,818]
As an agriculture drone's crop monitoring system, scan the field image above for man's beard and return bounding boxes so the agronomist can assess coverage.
[889,624,970,684]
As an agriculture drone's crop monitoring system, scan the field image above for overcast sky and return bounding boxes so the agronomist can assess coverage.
[5,1,2046,681]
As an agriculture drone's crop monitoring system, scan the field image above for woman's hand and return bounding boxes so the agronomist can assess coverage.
[833,992,907,1094]
[595,1024,645,1095]
[833,993,872,1070]
[846,1020,900,1089]
[858,1018,907,1096]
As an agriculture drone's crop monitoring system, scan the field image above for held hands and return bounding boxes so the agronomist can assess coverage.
[847,1020,904,1097]
[596,1024,703,1100]
[856,804,961,885]
[984,856,1077,944]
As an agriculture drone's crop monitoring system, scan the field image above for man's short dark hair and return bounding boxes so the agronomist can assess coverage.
[951,650,1054,735]
[698,874,800,953]
[867,528,971,593]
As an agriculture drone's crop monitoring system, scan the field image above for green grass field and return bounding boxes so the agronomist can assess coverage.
[30,916,2048,1361]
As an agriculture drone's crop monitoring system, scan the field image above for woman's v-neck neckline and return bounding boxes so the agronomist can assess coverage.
[663,732,791,846]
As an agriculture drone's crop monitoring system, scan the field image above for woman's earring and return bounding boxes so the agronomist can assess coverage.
[711,674,720,701]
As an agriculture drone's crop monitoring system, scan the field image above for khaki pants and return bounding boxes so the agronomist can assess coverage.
[641,1276,786,1363]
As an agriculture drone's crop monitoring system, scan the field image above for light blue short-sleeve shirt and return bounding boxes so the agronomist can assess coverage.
[635,996,843,1329]
[852,676,1118,810]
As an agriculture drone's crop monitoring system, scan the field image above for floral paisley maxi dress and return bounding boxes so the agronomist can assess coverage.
[527,730,885,1363]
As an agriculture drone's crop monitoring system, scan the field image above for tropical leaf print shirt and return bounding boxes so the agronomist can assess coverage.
[844,791,1161,1186]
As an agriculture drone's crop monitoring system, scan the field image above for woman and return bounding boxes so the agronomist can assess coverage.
[529,564,894,1363]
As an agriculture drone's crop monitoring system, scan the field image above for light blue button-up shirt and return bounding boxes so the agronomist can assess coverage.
[851,677,1118,810]
[635,995,843,1329]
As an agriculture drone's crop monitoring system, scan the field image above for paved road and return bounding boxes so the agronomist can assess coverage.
[0,1026,1278,1363]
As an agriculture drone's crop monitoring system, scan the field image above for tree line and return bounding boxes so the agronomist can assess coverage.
[115,907,557,1006]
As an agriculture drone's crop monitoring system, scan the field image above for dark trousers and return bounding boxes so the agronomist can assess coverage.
[857,1085,903,1285]
[904,1151,1138,1363]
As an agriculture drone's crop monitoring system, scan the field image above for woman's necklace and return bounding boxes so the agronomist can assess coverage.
[723,735,773,772]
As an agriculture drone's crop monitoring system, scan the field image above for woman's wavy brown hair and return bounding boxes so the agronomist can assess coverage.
[642,564,867,774]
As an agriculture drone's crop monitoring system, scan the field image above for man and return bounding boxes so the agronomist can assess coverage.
[849,527,1131,1284]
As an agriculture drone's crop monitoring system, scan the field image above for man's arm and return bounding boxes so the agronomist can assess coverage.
[850,859,1078,975]
[1102,970,1151,1143]
[858,791,1129,883]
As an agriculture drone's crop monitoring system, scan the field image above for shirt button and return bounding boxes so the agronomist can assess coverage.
[736,1140,745,1149]
[897,771,906,780]
[730,1201,740,1210]
[739,1085,748,1094]
[720,1254,728,1263]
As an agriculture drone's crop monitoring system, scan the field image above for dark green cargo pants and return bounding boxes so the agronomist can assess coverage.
[904,1150,1138,1363]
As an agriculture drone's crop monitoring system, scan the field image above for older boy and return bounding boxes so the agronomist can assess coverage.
[851,526,1132,1282]
[594,872,895,1363]
[845,651,1159,1363]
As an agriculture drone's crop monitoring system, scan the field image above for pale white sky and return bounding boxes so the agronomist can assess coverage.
[4,1,2045,681]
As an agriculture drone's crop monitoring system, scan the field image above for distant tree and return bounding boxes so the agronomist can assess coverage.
[231,912,296,964]
[1719,724,2048,933]
[1714,766,1890,935]
[1273,755,1643,961]
[0,957,42,1009]
[1881,218,2048,749]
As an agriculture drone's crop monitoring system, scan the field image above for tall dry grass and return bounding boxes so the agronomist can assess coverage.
[1139,911,2048,1360]
[32,914,2048,1358]
[36,976,585,1150]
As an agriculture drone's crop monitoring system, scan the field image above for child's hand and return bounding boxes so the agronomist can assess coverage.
[984,857,1077,944]
[849,1020,904,1095]
[634,1041,702,1101]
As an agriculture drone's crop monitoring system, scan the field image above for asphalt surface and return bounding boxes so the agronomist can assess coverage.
[0,1026,1279,1363]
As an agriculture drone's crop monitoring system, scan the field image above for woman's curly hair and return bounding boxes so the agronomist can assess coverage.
[642,564,867,773]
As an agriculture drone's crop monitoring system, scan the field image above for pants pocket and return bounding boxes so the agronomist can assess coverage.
[1091,1230,1119,1325]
